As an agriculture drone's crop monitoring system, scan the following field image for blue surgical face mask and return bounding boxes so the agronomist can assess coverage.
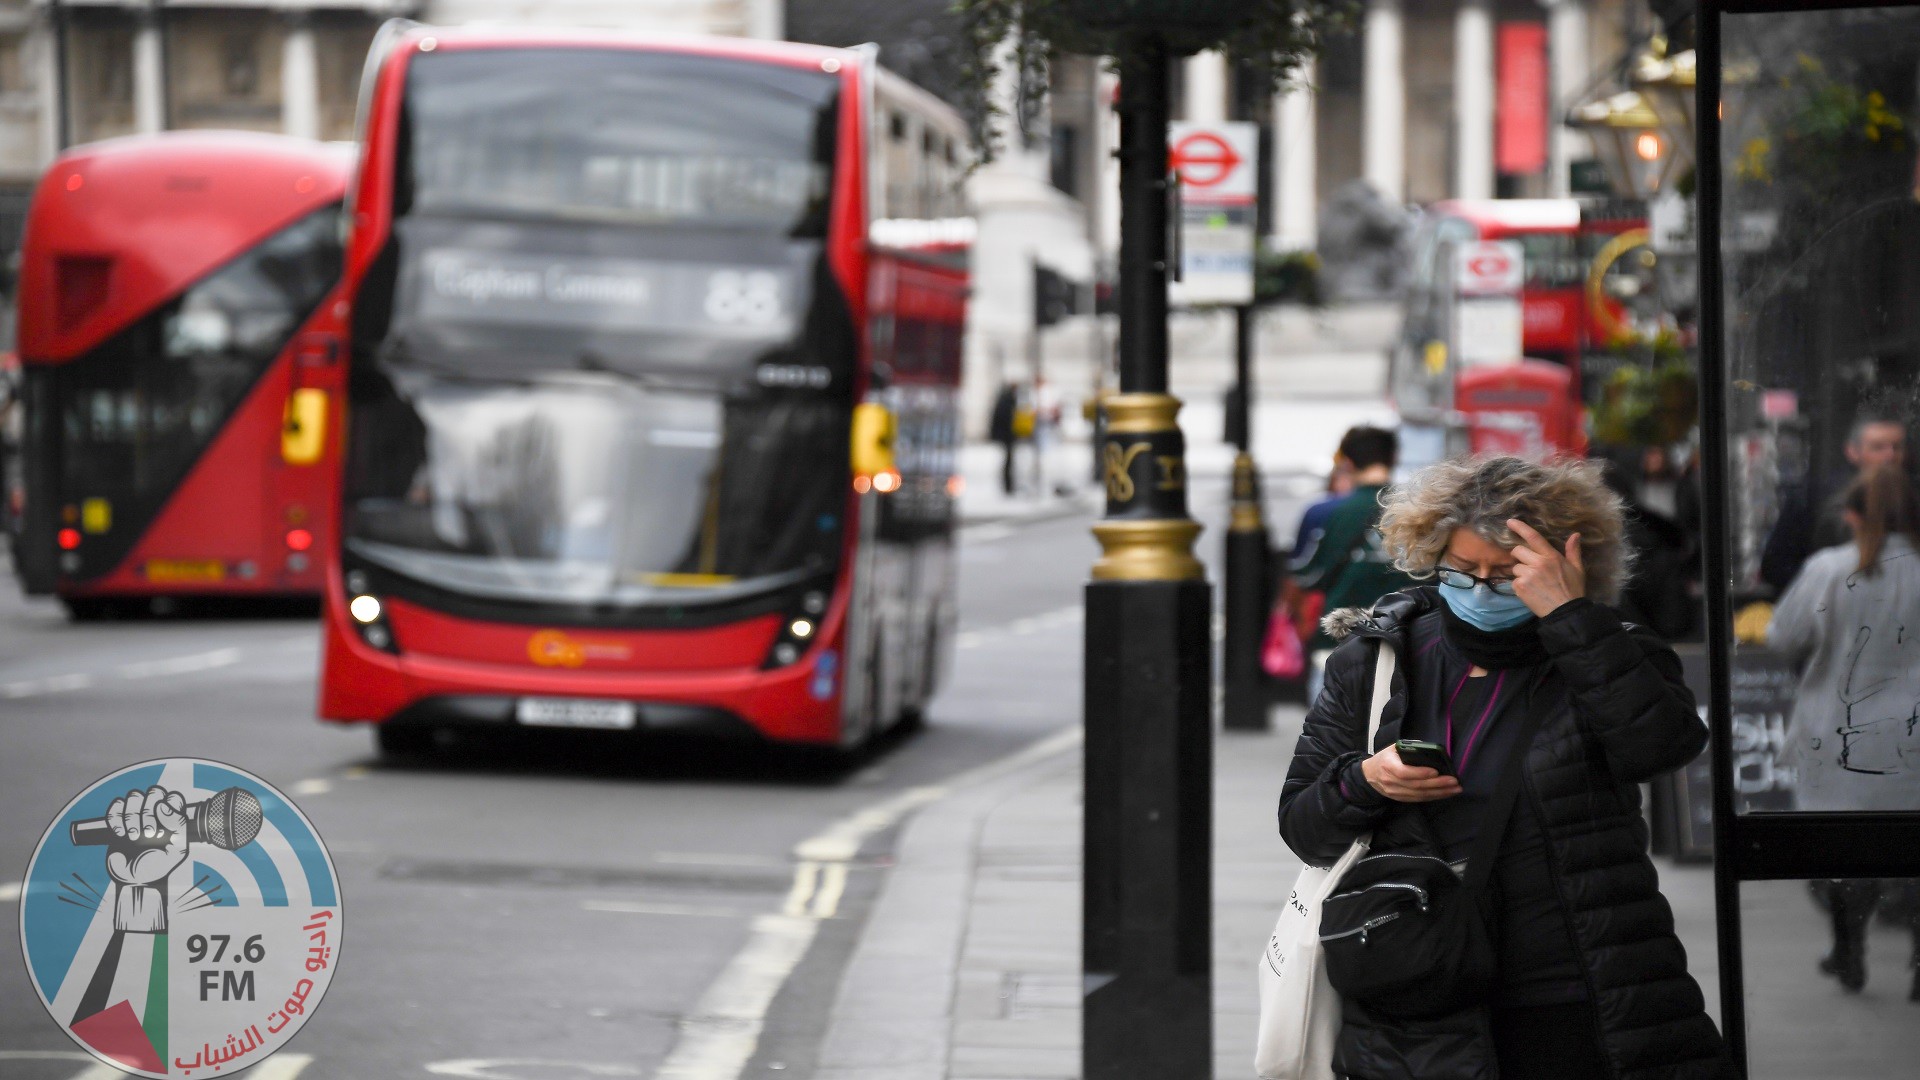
[1439,582,1537,631]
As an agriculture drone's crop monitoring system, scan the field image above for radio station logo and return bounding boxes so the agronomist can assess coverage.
[18,759,341,1077]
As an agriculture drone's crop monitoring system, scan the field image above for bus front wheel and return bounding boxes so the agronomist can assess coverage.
[62,597,121,622]
[373,723,437,760]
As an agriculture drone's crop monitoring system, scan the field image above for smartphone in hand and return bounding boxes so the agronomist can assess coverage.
[1395,739,1456,776]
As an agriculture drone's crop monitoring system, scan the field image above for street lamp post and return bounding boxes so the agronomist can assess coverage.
[1084,36,1214,1080]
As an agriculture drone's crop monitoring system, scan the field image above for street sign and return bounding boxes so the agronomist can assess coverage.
[1453,240,1525,296]
[1451,239,1524,364]
[1168,121,1257,307]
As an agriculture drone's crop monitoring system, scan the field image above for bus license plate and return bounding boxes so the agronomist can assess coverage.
[516,698,638,730]
[145,559,225,583]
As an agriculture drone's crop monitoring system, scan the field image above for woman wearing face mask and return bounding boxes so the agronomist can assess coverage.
[1278,455,1728,1080]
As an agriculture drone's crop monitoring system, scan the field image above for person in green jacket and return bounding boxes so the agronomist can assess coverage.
[1293,425,1418,699]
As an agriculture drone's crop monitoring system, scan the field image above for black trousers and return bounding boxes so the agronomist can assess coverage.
[1492,1001,1610,1080]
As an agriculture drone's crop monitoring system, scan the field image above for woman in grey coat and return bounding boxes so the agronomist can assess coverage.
[1769,463,1920,998]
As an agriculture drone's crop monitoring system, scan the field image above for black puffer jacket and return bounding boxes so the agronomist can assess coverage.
[1278,588,1728,1080]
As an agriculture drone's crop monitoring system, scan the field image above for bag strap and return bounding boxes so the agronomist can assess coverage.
[1343,639,1396,853]
[1460,669,1549,894]
[1366,640,1395,751]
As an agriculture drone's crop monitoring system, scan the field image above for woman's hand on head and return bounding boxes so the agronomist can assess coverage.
[1508,518,1586,617]
[1360,744,1463,803]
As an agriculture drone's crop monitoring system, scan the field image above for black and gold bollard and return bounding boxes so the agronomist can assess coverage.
[1222,449,1272,730]
[1083,40,1213,1080]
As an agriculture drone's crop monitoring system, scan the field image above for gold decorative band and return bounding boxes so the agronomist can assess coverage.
[1102,393,1184,435]
[1091,519,1206,581]
[1229,453,1265,533]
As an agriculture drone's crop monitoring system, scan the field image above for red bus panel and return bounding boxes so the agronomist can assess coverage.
[13,132,351,606]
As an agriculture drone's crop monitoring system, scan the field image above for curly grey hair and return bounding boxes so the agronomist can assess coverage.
[1375,455,1633,604]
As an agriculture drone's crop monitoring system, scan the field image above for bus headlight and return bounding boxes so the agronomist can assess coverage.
[349,595,382,624]
[345,590,399,654]
[765,585,836,669]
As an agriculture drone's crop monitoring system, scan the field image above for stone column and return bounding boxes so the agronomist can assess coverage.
[132,9,165,134]
[1546,0,1590,196]
[1453,0,1495,199]
[1183,49,1228,124]
[282,14,320,139]
[1361,0,1404,202]
[32,21,61,160]
[1272,62,1316,251]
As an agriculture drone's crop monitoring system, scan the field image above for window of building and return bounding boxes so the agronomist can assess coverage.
[1049,123,1080,200]
[167,12,283,132]
[222,33,261,96]
[66,14,135,144]
[316,14,379,142]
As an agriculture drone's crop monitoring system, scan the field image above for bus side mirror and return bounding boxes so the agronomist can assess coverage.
[282,388,327,465]
[850,402,896,479]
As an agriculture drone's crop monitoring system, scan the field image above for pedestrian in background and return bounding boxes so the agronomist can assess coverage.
[1031,375,1062,496]
[1761,407,1907,594]
[1279,455,1727,1080]
[989,381,1020,496]
[1290,426,1416,701]
[1768,464,1920,999]
[1267,439,1357,685]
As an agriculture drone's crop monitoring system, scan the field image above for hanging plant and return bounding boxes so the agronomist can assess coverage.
[954,0,1357,160]
[1589,331,1698,449]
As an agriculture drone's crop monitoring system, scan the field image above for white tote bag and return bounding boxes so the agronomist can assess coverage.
[1254,641,1395,1080]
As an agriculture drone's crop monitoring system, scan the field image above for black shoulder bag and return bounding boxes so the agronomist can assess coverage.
[1316,673,1546,1019]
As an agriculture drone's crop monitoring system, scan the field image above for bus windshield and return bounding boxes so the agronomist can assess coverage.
[345,48,852,615]
[404,47,836,234]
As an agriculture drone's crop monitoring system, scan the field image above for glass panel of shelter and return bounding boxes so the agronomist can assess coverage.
[1720,5,1920,818]
[1713,7,1920,1072]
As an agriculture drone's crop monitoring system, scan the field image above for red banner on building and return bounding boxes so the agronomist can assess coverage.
[1496,22,1548,175]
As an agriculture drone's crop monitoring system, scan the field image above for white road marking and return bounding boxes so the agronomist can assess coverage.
[0,881,21,902]
[959,522,1015,544]
[429,1060,643,1079]
[2,672,94,698]
[651,723,1085,1080]
[117,647,242,680]
[290,778,332,797]
[809,863,849,919]
[652,914,820,1080]
[779,862,819,917]
[1,645,249,699]
[582,900,747,919]
[250,1054,315,1079]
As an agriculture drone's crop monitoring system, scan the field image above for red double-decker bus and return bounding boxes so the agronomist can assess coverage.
[12,132,352,618]
[321,25,969,753]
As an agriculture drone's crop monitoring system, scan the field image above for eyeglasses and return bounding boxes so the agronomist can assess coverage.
[1435,566,1519,596]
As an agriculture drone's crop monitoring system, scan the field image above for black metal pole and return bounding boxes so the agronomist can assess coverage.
[1084,37,1213,1080]
[1694,8,1747,1077]
[1222,305,1270,730]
